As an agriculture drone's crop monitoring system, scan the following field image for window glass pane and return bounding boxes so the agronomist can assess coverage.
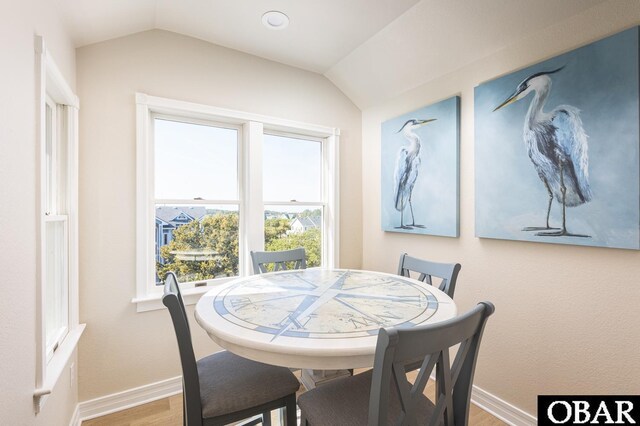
[55,112,68,215]
[45,103,54,214]
[264,205,322,267]
[263,134,322,202]
[154,119,238,200]
[45,220,68,351]
[155,204,239,284]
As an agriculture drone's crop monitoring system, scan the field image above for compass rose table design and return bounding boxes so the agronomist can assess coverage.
[195,268,457,378]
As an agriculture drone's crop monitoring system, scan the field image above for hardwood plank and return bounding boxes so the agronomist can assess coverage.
[82,376,506,425]
[82,394,182,426]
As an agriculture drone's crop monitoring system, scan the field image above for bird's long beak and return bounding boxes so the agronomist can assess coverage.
[417,118,437,126]
[493,90,522,112]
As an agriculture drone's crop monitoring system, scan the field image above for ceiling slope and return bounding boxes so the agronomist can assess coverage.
[155,0,419,73]
[60,0,157,48]
[61,0,419,73]
[61,0,609,108]
[325,0,605,108]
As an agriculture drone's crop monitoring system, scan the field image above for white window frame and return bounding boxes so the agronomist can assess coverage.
[133,94,340,312]
[34,36,85,413]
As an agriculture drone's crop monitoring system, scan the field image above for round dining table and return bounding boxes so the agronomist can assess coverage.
[195,268,457,372]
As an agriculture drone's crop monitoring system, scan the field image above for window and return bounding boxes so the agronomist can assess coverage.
[135,94,339,311]
[34,36,84,413]
[153,118,240,285]
[263,133,324,267]
[44,97,69,360]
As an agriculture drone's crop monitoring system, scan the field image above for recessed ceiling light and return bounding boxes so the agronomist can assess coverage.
[262,11,289,30]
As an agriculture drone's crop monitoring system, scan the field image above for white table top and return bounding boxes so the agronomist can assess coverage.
[195,268,457,370]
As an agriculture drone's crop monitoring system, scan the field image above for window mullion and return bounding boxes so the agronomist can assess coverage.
[242,121,264,276]
[324,133,339,268]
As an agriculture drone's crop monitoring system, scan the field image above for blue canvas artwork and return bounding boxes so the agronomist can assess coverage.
[475,27,639,250]
[381,96,459,237]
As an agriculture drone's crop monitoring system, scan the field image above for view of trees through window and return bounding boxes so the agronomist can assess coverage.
[155,207,322,284]
[153,120,325,285]
[264,208,322,267]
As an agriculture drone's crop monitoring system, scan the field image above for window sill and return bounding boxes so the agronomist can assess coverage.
[132,285,212,313]
[34,323,86,413]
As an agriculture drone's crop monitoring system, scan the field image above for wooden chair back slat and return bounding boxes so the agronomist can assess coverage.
[250,248,307,274]
[368,302,495,426]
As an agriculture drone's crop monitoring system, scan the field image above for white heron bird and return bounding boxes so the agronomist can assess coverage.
[494,66,592,237]
[393,118,436,229]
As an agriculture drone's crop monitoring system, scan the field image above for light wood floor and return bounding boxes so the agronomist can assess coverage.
[83,375,506,426]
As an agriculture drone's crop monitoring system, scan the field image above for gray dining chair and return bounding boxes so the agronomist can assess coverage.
[250,247,307,274]
[297,301,495,426]
[398,253,462,298]
[162,272,300,426]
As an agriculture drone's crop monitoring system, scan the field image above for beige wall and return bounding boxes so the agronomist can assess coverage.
[14,0,634,420]
[76,29,362,401]
[361,0,640,417]
[0,0,78,425]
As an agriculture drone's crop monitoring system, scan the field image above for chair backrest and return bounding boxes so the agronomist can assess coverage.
[398,253,461,298]
[162,272,203,426]
[368,302,495,426]
[165,271,190,332]
[250,247,307,274]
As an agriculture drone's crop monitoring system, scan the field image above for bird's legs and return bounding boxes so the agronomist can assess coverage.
[407,197,425,228]
[394,208,412,230]
[522,180,559,232]
[537,163,590,238]
[545,183,553,229]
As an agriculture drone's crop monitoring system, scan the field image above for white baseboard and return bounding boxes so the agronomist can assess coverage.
[77,376,182,422]
[68,403,81,426]
[72,374,535,425]
[471,385,537,426]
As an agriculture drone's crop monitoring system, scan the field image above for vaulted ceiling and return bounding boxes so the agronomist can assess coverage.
[59,0,606,108]
[60,0,419,73]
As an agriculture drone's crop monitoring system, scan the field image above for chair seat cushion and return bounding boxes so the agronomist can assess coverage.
[297,369,435,426]
[197,351,300,419]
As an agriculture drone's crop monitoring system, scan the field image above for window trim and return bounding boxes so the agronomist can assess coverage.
[34,35,84,413]
[134,93,340,312]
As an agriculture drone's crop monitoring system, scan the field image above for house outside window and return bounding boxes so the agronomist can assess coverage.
[134,94,339,312]
[152,116,240,285]
[289,215,322,234]
[263,132,325,268]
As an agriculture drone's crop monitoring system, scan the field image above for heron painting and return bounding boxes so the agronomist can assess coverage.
[381,96,459,237]
[475,26,640,250]
[493,66,592,237]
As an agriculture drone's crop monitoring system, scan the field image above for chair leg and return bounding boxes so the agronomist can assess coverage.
[285,394,297,426]
[182,395,187,426]
[262,410,272,426]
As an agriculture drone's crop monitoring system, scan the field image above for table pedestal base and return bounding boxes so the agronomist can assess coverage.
[300,369,352,390]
